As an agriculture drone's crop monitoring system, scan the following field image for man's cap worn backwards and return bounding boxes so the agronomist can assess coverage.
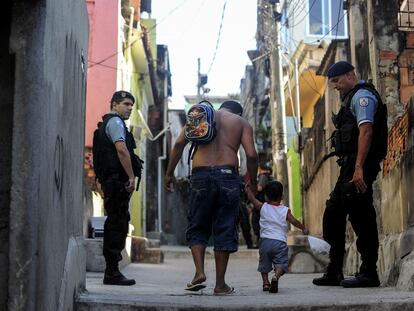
[111,90,135,103]
[327,61,355,78]
[219,100,243,115]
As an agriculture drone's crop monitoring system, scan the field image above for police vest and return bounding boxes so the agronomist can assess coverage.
[330,83,388,162]
[93,114,143,183]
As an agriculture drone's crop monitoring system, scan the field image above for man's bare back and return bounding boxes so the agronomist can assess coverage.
[192,110,246,168]
[164,105,258,192]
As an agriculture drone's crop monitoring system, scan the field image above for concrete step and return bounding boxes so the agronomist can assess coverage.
[76,257,414,311]
[131,236,164,264]
[85,237,131,272]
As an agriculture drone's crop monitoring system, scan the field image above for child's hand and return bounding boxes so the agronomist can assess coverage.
[302,228,309,235]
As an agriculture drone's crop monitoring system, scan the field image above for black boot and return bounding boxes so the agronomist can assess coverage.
[340,272,380,288]
[103,266,136,286]
[312,272,344,286]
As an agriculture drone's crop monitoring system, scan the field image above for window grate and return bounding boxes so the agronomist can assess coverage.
[399,0,414,31]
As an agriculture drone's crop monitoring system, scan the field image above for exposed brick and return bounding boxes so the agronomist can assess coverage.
[407,32,414,49]
[383,109,410,176]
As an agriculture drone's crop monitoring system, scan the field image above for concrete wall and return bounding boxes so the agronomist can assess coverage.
[0,3,13,310]
[8,0,88,310]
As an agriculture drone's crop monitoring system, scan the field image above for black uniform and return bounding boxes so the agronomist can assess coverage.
[322,83,387,281]
[93,114,142,271]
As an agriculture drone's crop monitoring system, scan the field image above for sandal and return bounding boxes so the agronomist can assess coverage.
[262,283,270,291]
[269,278,278,293]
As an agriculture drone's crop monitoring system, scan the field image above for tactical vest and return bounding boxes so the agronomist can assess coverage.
[330,83,388,162]
[93,114,143,184]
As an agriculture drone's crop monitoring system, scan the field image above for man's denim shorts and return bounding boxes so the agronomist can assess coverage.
[186,166,241,253]
[257,238,289,273]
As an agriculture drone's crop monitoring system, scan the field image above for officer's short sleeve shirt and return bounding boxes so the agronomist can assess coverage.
[105,113,126,143]
[350,86,378,127]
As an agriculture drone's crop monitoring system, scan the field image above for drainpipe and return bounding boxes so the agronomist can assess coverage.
[142,139,147,237]
[157,123,167,233]
[157,48,169,233]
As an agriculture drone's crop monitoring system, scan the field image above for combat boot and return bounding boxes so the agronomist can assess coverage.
[103,266,136,286]
[340,272,380,288]
[312,272,344,286]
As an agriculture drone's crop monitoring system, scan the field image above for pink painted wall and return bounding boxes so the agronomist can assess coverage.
[85,0,119,147]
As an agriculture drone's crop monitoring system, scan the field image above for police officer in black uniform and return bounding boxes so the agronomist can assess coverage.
[93,91,143,286]
[312,61,388,288]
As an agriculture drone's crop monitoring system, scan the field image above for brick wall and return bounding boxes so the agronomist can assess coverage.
[383,108,409,176]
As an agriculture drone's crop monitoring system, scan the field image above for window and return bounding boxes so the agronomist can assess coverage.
[307,0,347,38]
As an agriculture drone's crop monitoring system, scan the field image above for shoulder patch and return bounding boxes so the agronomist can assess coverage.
[359,97,369,107]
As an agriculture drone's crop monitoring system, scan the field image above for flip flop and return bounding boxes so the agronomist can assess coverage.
[185,282,207,291]
[213,286,235,295]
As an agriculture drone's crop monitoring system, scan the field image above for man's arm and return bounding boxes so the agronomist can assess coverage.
[164,128,189,191]
[352,123,373,193]
[241,121,258,193]
[115,141,135,192]
[245,186,263,210]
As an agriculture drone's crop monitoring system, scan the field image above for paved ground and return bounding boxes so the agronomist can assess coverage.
[77,246,414,311]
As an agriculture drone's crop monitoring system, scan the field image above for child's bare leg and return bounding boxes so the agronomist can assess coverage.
[269,267,284,293]
[261,272,270,291]
[261,272,270,284]
[273,267,285,281]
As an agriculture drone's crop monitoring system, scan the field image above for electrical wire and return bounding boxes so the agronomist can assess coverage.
[334,0,344,39]
[89,0,189,69]
[207,0,228,74]
[283,0,317,29]
[88,60,149,76]
[308,9,347,43]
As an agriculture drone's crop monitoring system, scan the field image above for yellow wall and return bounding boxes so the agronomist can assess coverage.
[285,70,326,128]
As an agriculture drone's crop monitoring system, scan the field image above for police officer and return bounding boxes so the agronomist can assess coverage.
[93,91,142,286]
[312,61,388,288]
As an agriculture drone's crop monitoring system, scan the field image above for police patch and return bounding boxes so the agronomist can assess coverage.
[359,97,369,107]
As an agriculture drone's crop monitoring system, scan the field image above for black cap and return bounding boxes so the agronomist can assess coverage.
[219,100,243,115]
[111,90,135,103]
[326,61,355,78]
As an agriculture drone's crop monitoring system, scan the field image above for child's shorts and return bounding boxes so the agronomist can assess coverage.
[257,238,288,273]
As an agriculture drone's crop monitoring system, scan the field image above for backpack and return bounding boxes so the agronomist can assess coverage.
[184,100,217,169]
[92,121,106,183]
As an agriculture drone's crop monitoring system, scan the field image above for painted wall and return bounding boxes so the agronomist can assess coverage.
[85,0,120,147]
[287,143,302,220]
[8,0,89,310]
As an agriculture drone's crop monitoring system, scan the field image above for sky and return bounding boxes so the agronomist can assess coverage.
[151,0,258,109]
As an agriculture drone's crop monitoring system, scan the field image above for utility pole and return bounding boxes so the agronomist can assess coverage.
[196,58,208,104]
[294,58,301,135]
[267,0,289,198]
[197,57,201,103]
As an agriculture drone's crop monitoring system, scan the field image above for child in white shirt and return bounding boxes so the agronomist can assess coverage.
[246,180,309,293]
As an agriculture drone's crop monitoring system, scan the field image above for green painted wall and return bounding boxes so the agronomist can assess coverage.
[287,141,302,220]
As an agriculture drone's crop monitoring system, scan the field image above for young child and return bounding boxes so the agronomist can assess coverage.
[246,180,309,293]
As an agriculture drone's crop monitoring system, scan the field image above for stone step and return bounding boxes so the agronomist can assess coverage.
[76,259,414,311]
[130,236,164,264]
[85,237,131,272]
[75,299,414,311]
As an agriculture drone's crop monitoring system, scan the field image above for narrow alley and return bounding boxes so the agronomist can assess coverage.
[76,247,414,311]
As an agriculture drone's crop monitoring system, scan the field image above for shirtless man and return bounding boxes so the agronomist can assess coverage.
[164,100,258,295]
